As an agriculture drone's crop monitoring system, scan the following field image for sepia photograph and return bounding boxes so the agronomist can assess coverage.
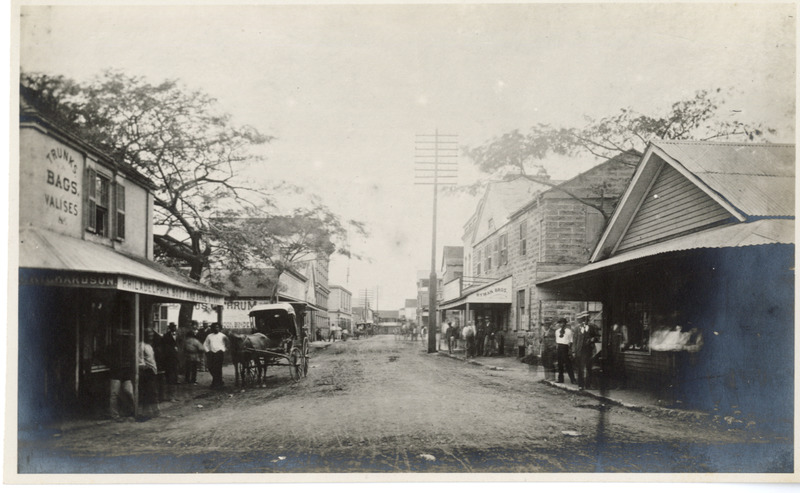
[6,0,797,482]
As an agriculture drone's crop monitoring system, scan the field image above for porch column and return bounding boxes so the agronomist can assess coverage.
[132,293,140,419]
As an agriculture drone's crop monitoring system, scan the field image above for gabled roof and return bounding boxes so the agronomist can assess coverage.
[591,140,795,262]
[651,141,794,218]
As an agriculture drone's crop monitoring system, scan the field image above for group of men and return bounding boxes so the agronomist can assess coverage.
[552,313,600,390]
[106,320,229,422]
[447,319,506,358]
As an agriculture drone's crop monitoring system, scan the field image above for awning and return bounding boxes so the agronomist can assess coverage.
[538,219,794,287]
[439,276,513,310]
[277,294,325,312]
[18,227,226,305]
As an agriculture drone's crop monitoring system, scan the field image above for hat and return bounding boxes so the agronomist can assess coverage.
[557,317,568,324]
[168,322,177,330]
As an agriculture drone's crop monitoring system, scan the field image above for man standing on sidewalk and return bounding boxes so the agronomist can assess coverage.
[574,313,599,390]
[203,323,228,389]
[462,320,476,358]
[555,318,576,384]
[444,319,455,354]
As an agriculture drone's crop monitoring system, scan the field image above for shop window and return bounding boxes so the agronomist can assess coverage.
[623,302,651,351]
[519,220,527,256]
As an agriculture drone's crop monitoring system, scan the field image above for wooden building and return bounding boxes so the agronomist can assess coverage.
[17,89,226,425]
[537,141,794,429]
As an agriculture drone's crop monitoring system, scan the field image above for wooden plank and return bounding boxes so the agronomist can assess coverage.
[624,205,731,239]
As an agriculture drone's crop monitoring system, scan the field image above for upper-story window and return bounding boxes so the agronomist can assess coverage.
[500,234,508,265]
[476,249,482,276]
[519,220,527,256]
[485,244,492,271]
[87,168,125,240]
[87,169,109,236]
[115,183,126,240]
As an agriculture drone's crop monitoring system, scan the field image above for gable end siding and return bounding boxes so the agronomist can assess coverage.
[616,165,734,253]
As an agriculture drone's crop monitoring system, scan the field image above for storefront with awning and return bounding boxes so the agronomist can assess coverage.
[18,96,226,424]
[18,227,227,424]
[439,275,513,331]
[536,141,794,428]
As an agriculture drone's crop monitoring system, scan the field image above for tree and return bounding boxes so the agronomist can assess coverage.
[463,88,776,221]
[22,70,274,324]
[211,204,366,303]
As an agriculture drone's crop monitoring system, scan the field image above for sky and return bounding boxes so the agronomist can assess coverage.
[14,2,796,310]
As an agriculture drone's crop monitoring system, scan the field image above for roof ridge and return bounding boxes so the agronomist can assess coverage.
[653,139,795,148]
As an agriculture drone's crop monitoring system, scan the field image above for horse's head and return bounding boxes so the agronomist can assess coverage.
[225,331,245,352]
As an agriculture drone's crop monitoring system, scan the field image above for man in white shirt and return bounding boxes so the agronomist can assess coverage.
[203,323,228,388]
[554,318,576,384]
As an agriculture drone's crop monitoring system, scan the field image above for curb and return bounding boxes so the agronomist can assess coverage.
[437,350,709,421]
[436,350,509,370]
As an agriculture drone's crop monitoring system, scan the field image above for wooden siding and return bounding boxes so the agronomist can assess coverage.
[622,351,673,384]
[617,165,733,252]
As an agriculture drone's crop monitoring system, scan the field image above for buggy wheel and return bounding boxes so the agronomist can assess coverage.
[289,348,304,381]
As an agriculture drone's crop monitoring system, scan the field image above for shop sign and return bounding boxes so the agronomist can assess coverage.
[43,145,82,231]
[19,270,117,288]
[443,278,461,302]
[221,299,271,330]
[468,277,512,304]
[118,277,224,305]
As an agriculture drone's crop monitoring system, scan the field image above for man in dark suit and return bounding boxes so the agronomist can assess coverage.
[161,323,180,401]
[573,313,599,390]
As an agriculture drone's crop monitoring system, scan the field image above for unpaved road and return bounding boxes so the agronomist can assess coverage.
[18,335,792,473]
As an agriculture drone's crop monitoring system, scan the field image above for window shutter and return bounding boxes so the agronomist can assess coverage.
[115,183,126,239]
[86,167,97,232]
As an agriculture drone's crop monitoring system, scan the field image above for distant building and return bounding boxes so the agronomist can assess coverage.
[200,267,324,335]
[416,270,442,329]
[328,285,353,336]
[401,298,417,324]
[441,156,637,356]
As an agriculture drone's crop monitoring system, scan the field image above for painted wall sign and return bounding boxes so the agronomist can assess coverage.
[43,146,82,227]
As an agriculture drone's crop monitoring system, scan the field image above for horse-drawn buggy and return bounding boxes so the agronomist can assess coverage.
[226,303,310,388]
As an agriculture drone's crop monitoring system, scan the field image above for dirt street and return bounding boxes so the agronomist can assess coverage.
[18,335,792,474]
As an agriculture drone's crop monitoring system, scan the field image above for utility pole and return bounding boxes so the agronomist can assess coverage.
[415,130,458,353]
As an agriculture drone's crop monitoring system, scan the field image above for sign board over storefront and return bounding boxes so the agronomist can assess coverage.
[19,269,224,306]
[467,276,512,304]
[442,278,461,303]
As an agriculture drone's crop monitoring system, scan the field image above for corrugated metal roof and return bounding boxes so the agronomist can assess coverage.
[19,227,226,297]
[539,219,794,286]
[652,141,795,217]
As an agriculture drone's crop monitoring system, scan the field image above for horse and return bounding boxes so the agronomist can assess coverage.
[226,332,270,388]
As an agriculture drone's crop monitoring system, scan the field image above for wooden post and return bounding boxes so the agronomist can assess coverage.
[132,293,140,419]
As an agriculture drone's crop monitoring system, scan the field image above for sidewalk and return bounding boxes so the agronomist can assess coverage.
[436,347,708,420]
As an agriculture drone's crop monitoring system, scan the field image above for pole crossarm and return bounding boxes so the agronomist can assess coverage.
[412,129,459,353]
